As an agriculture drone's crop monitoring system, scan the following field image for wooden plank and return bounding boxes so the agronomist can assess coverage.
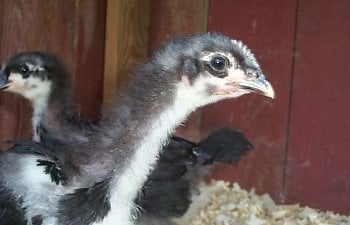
[149,0,209,141]
[203,0,296,201]
[72,0,106,120]
[103,0,150,104]
[285,0,350,213]
[148,0,209,51]
[0,0,105,141]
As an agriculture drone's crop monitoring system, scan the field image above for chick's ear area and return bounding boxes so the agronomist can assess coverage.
[182,58,199,77]
[36,70,50,80]
[180,58,200,87]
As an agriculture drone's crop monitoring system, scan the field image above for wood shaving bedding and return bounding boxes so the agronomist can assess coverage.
[188,181,350,225]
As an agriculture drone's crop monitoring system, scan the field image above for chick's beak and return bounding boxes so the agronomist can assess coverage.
[0,67,10,90]
[238,74,275,99]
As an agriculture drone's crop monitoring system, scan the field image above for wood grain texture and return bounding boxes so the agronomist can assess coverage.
[149,0,208,51]
[0,0,106,142]
[103,0,150,104]
[149,0,209,141]
[204,0,296,201]
[72,0,106,119]
[285,0,350,213]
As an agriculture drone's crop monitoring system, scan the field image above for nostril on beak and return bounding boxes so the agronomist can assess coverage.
[246,69,260,79]
[255,71,262,79]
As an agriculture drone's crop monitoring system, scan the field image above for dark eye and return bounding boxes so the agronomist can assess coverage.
[209,55,228,71]
[16,65,30,78]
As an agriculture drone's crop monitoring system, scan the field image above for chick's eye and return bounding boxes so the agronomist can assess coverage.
[210,55,228,71]
[16,65,30,78]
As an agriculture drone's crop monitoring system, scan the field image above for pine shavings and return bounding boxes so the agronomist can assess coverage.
[188,181,350,225]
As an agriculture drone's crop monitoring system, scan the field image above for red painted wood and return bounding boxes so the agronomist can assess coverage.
[72,0,106,120]
[0,1,105,142]
[204,0,296,200]
[285,0,350,214]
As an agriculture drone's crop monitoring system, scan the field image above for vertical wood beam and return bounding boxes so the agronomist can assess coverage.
[72,0,107,120]
[149,0,208,51]
[103,0,150,104]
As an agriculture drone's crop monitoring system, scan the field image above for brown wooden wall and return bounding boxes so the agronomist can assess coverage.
[0,0,349,215]
[285,0,350,213]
